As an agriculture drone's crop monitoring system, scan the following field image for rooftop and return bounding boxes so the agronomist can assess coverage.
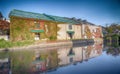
[9,9,77,24]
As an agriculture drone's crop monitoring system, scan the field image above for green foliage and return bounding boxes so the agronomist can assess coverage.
[105,23,120,34]
[0,39,12,48]
[49,36,57,40]
[85,26,92,38]
[0,39,34,48]
[40,22,59,40]
[10,16,59,41]
[10,16,34,41]
[112,34,119,38]
[40,32,47,39]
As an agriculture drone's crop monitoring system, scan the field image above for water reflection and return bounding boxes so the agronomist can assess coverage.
[0,42,111,74]
[104,42,120,57]
[0,51,10,74]
[106,47,120,56]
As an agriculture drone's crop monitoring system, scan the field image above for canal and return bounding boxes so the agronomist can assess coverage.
[0,42,120,74]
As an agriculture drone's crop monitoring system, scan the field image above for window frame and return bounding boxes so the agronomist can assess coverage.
[68,24,72,30]
[34,21,40,29]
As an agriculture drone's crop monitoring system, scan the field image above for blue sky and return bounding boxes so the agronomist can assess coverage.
[0,0,120,26]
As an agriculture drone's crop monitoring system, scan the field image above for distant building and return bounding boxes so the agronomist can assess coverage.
[65,17,103,42]
[81,23,103,42]
[0,20,10,31]
[0,16,10,40]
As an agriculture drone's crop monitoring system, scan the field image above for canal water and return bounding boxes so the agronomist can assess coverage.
[0,42,120,74]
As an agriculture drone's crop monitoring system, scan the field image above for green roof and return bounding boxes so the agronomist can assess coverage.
[67,30,75,33]
[9,9,53,21]
[30,30,44,33]
[9,9,77,24]
[43,14,77,24]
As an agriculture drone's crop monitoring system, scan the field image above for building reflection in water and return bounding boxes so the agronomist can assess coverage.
[1,42,103,74]
[58,43,103,66]
[30,49,58,74]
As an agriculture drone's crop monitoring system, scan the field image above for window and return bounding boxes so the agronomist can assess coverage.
[69,24,72,30]
[34,21,40,28]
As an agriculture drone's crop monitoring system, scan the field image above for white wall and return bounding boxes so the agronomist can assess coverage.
[73,25,81,39]
[57,24,70,40]
[57,24,82,40]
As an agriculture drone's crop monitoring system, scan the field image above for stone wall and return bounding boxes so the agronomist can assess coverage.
[81,24,103,41]
[10,16,59,41]
[57,24,69,40]
[73,25,81,39]
[57,24,82,40]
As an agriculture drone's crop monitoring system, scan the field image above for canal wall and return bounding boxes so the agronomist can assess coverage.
[0,39,94,51]
[72,39,94,47]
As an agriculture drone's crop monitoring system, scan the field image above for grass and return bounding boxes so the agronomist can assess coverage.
[0,39,34,48]
[0,38,94,48]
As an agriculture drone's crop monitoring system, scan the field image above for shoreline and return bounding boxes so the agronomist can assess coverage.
[0,39,95,51]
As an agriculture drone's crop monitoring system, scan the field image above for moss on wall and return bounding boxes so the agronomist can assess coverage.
[10,16,60,41]
[10,16,34,41]
[85,25,92,39]
[40,21,60,40]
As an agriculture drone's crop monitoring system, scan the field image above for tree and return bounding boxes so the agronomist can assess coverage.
[105,23,120,34]
[0,12,3,20]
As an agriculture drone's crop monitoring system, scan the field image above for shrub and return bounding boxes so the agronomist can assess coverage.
[0,39,34,48]
[49,36,56,40]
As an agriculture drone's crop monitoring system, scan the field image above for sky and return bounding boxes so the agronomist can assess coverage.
[0,0,120,26]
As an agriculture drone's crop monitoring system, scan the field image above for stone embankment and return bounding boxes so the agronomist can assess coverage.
[0,39,94,51]
[72,39,94,47]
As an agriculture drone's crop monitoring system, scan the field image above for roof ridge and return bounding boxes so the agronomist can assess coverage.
[43,13,55,21]
[12,9,43,15]
[9,9,78,24]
